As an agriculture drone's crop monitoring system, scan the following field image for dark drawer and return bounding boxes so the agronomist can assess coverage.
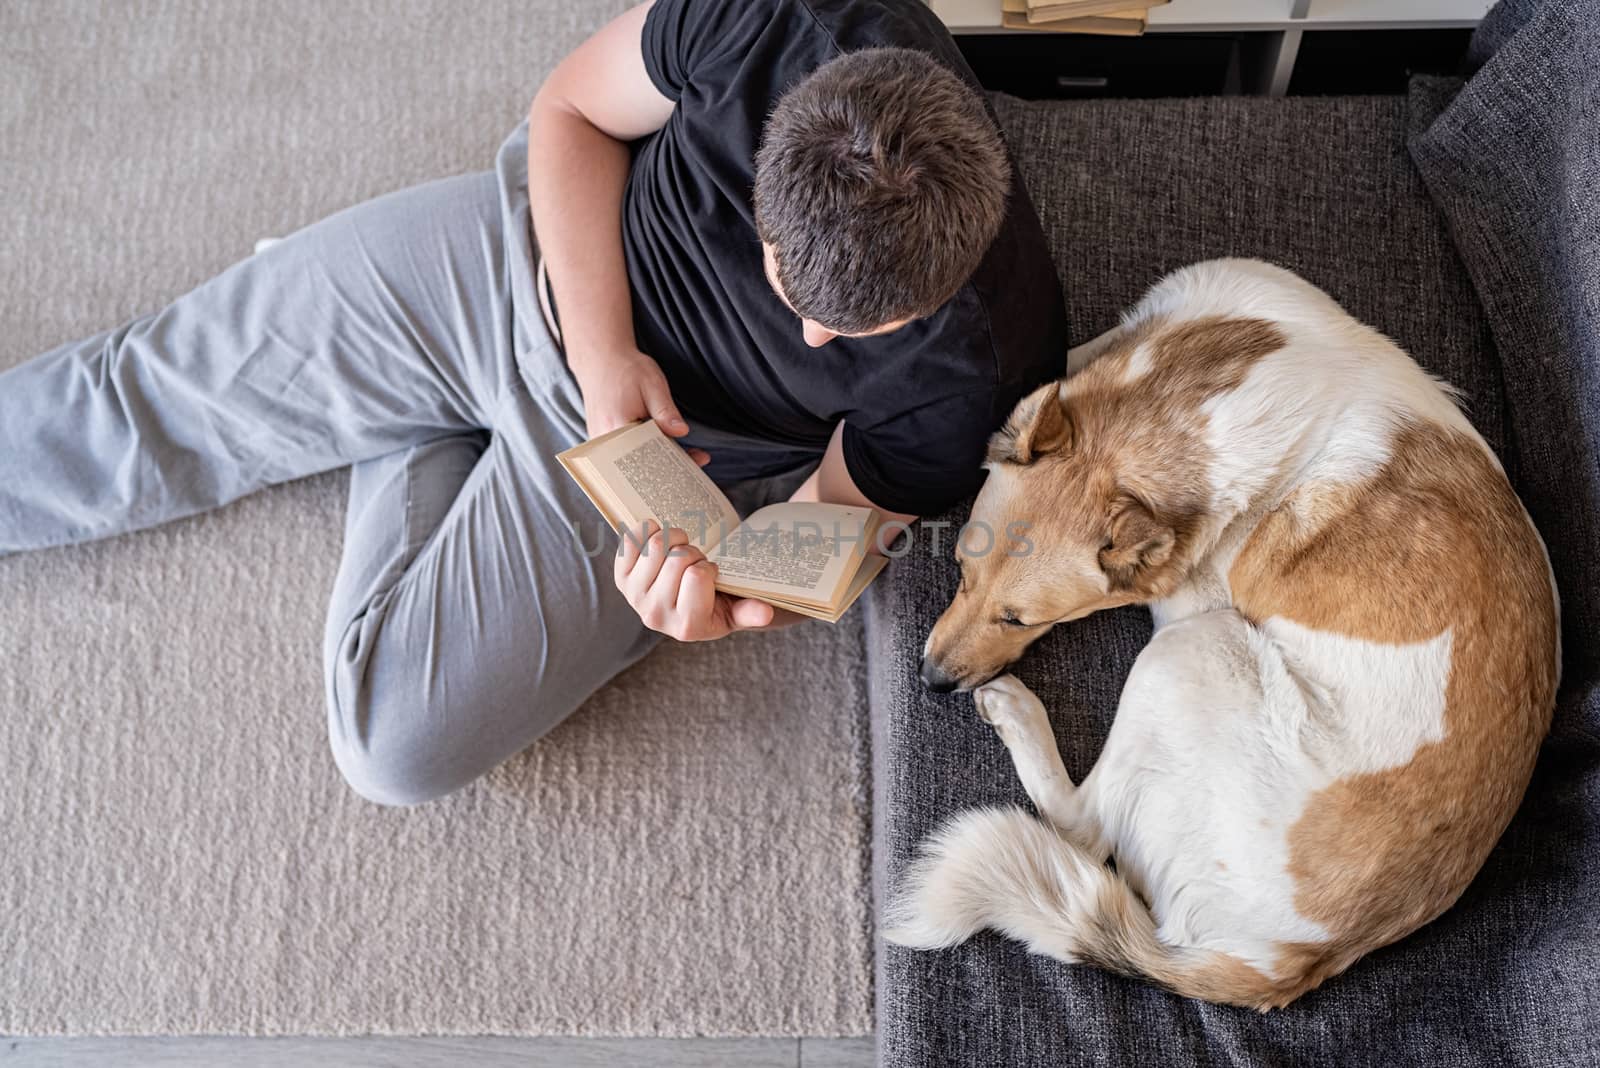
[955,32,1243,99]
[1289,29,1472,95]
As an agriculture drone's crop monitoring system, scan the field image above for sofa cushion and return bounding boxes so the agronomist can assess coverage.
[870,90,1596,1067]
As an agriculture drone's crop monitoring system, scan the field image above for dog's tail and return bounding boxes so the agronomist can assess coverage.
[882,806,1311,1011]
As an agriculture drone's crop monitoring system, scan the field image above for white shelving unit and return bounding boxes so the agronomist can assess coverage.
[933,0,1492,32]
[931,0,1491,93]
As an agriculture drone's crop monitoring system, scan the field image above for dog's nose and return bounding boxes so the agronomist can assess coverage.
[919,656,958,693]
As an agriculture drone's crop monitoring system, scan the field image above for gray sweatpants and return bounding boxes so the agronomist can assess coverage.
[0,122,812,805]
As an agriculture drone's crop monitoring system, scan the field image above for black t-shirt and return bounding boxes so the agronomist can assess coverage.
[623,0,1068,515]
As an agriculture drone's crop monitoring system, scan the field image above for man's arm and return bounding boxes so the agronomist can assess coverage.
[535,3,777,640]
[528,2,695,445]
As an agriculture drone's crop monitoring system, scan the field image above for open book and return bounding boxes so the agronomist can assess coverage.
[557,421,888,623]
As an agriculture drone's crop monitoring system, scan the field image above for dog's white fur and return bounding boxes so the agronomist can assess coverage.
[884,259,1560,1008]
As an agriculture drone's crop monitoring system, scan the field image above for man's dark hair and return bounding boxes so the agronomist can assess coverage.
[753,47,1011,335]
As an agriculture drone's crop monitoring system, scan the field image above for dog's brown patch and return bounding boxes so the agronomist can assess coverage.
[989,316,1286,466]
[1085,884,1336,1012]
[1054,315,1289,594]
[1146,315,1291,396]
[1229,425,1558,984]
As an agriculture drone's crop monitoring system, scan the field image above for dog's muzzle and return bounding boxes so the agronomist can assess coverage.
[919,656,959,693]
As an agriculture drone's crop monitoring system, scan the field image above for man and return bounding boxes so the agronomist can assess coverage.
[0,0,1067,804]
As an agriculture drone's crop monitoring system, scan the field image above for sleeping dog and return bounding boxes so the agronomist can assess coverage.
[885,259,1560,1009]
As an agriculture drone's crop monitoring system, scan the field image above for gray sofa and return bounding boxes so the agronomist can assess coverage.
[868,4,1600,1065]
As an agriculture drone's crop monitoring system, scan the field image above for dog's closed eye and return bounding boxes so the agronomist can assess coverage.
[999,610,1030,628]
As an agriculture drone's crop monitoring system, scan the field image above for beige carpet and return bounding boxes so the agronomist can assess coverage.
[0,0,873,1037]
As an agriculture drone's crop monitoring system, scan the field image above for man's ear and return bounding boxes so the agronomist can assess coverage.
[987,381,1072,465]
[1099,494,1175,592]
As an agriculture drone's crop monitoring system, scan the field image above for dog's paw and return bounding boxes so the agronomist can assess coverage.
[972,673,1046,730]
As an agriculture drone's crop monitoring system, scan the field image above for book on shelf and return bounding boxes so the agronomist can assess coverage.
[998,0,1166,34]
[558,420,887,623]
[1000,10,1147,34]
[1004,0,1168,22]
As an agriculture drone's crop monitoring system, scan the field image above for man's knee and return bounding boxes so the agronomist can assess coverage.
[326,723,461,807]
[325,673,467,807]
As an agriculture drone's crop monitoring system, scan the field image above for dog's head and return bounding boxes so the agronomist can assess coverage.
[919,380,1191,692]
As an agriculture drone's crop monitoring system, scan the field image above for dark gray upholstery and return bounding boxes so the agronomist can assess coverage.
[1409,0,1599,775]
[869,31,1600,1063]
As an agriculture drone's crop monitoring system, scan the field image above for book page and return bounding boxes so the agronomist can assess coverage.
[707,501,872,605]
[574,422,740,551]
[760,554,887,622]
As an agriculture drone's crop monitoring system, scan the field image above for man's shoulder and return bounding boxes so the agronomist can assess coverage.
[664,0,962,79]
[967,171,1071,389]
[794,0,951,38]
[795,0,969,69]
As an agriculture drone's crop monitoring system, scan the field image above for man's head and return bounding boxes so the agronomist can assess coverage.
[753,47,1011,345]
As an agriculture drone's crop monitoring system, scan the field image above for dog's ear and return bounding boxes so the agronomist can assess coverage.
[1099,494,1175,592]
[988,382,1072,465]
